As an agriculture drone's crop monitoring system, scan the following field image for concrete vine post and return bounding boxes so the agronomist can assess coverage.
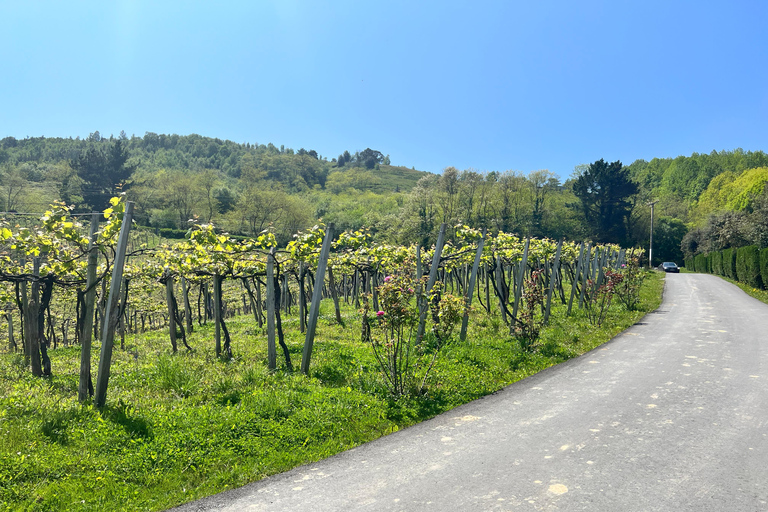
[266,247,277,370]
[417,223,447,344]
[511,238,530,323]
[544,238,564,325]
[301,223,334,375]
[213,275,222,357]
[567,242,585,316]
[460,229,486,341]
[94,201,134,409]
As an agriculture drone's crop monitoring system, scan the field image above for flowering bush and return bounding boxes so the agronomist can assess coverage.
[615,253,646,311]
[361,263,464,397]
[584,269,624,326]
[512,269,545,352]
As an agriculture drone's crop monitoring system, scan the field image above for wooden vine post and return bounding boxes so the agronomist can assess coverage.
[94,201,134,408]
[460,229,486,341]
[301,223,334,375]
[78,213,99,401]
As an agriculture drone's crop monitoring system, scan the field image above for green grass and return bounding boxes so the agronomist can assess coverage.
[0,272,663,511]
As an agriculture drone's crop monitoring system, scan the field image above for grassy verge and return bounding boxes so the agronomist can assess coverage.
[0,272,664,511]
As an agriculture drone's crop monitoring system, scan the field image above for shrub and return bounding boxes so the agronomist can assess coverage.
[159,227,189,239]
[512,269,545,352]
[694,253,709,274]
[615,254,646,311]
[722,248,736,278]
[761,248,768,291]
[584,269,623,327]
[736,245,762,289]
[361,263,464,397]
[710,251,723,275]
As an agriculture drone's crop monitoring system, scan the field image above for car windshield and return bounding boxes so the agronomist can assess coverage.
[663,262,677,267]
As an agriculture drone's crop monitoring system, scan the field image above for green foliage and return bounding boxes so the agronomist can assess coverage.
[0,266,664,511]
[360,265,464,398]
[691,166,768,222]
[512,269,545,352]
[583,269,624,326]
[761,248,768,290]
[710,250,723,275]
[694,253,709,274]
[615,252,647,310]
[653,216,687,265]
[572,159,638,245]
[722,248,736,278]
[735,245,762,289]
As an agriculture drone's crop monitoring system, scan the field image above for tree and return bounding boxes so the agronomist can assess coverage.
[653,216,687,265]
[71,139,136,211]
[359,148,384,170]
[0,164,28,211]
[195,169,221,222]
[528,169,558,237]
[572,159,638,245]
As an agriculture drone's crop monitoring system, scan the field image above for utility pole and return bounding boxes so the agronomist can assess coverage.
[647,200,658,268]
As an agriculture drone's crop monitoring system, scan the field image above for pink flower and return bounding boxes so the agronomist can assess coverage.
[376,311,385,317]
[408,288,414,293]
[384,276,392,282]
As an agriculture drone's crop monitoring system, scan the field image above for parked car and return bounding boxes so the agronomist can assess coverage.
[660,262,679,273]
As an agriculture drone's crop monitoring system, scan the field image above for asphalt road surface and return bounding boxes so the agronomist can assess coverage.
[172,273,768,511]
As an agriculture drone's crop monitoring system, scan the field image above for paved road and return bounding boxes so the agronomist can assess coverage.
[173,273,768,511]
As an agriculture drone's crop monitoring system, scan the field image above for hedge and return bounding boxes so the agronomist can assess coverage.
[694,253,709,274]
[736,246,762,289]
[710,251,723,276]
[722,248,736,279]
[761,248,768,291]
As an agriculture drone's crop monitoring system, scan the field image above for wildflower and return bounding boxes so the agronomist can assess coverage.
[376,311,385,317]
[384,276,392,282]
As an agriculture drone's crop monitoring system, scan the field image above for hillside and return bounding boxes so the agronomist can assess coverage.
[0,133,428,242]
[1,133,767,261]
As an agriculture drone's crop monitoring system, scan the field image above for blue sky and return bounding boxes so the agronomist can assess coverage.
[2,1,767,179]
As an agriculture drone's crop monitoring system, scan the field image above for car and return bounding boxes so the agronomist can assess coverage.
[660,262,680,273]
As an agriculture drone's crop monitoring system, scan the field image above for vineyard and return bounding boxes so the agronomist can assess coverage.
[0,197,660,511]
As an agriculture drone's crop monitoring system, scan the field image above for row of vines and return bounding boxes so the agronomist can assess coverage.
[1,197,647,402]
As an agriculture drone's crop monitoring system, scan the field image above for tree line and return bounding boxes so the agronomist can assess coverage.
[1,133,767,263]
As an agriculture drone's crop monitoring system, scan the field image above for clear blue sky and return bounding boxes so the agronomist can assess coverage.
[2,1,767,179]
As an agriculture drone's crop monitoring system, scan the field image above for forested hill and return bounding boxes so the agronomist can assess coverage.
[0,132,427,241]
[0,132,427,194]
[1,132,767,264]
